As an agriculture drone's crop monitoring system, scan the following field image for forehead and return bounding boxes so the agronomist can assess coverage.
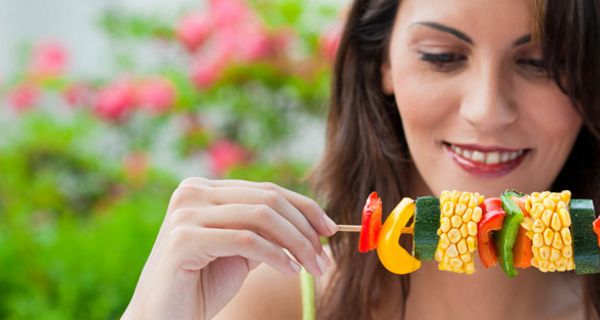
[394,0,535,42]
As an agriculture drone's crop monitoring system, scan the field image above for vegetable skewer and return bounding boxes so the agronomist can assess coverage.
[336,190,600,277]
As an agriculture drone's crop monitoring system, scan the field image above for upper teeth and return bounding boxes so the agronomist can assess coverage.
[450,145,524,164]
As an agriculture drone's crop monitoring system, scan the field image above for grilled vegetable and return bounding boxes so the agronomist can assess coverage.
[570,198,600,274]
[434,190,483,274]
[358,192,382,253]
[377,197,421,274]
[413,196,441,260]
[521,191,574,272]
[477,198,505,268]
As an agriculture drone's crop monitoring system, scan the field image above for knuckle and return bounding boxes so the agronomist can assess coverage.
[236,230,258,248]
[253,205,275,224]
[179,176,210,188]
[260,181,279,191]
[262,190,281,207]
[169,226,195,246]
[170,208,196,226]
[170,186,196,208]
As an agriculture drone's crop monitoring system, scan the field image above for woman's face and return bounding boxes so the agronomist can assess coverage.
[381,0,583,197]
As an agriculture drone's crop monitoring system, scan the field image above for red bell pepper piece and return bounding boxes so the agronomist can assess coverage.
[477,198,505,268]
[512,196,532,269]
[593,215,600,247]
[359,192,382,253]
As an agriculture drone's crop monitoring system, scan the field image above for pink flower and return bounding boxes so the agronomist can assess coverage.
[136,76,176,115]
[8,83,40,113]
[190,54,227,90]
[176,12,212,52]
[320,24,343,61]
[93,79,136,122]
[28,41,68,80]
[208,139,250,177]
[62,82,95,107]
[209,0,252,28]
[236,25,273,62]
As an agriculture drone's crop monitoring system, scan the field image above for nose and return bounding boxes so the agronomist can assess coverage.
[459,64,518,133]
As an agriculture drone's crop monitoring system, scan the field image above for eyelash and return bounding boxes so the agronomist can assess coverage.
[419,52,548,76]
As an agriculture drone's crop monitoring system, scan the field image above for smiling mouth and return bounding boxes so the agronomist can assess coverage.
[442,142,531,177]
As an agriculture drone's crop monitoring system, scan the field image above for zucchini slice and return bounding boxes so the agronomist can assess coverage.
[570,199,600,275]
[413,196,441,260]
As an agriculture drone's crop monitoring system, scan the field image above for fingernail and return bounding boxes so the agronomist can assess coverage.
[322,213,338,235]
[316,253,328,275]
[289,259,301,273]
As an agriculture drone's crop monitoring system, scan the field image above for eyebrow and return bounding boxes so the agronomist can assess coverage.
[410,21,532,47]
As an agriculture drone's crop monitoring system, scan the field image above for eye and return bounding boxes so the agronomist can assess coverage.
[419,52,467,71]
[517,58,549,76]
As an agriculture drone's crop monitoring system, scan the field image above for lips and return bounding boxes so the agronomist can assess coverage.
[443,142,530,177]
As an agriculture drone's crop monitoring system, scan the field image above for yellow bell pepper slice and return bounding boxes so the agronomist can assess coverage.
[377,197,422,274]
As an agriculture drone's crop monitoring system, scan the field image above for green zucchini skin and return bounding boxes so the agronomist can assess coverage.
[413,196,441,260]
[570,199,600,275]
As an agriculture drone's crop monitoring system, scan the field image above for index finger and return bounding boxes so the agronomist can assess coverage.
[181,178,338,236]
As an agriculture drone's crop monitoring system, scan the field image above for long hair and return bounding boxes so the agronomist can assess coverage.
[307,0,600,319]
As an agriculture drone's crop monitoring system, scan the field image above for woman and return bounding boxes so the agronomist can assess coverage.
[123,0,600,319]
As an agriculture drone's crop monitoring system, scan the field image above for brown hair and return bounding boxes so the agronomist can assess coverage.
[307,0,600,319]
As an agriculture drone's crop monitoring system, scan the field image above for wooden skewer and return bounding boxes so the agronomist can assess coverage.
[338,224,414,234]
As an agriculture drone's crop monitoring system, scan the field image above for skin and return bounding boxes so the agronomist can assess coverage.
[124,0,585,319]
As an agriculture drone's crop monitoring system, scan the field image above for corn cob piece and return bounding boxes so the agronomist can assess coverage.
[521,191,574,272]
[435,190,484,274]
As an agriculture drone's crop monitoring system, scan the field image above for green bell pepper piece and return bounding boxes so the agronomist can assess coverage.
[495,190,525,278]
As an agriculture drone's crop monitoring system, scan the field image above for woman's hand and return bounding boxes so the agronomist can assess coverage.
[122,177,338,320]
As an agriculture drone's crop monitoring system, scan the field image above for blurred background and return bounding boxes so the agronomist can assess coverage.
[0,0,344,318]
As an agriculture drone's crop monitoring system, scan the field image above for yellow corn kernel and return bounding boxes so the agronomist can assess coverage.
[526,230,534,239]
[558,208,571,227]
[532,233,543,248]
[560,228,572,246]
[557,200,567,210]
[447,244,459,258]
[467,221,478,236]
[550,213,562,231]
[435,248,444,262]
[442,201,454,217]
[521,217,533,230]
[440,190,451,203]
[457,239,468,254]
[562,246,572,258]
[451,190,461,202]
[439,233,450,249]
[462,208,472,222]
[450,258,463,268]
[455,203,467,216]
[467,236,477,252]
[543,229,554,246]
[465,261,476,274]
[472,207,483,222]
[543,197,556,211]
[550,248,561,262]
[532,220,545,233]
[451,215,462,228]
[531,203,545,218]
[525,196,532,213]
[541,191,550,198]
[468,195,479,208]
[539,247,550,260]
[549,193,561,203]
[448,229,461,243]
[561,190,571,204]
[461,252,472,262]
[541,209,553,227]
[440,217,451,232]
[459,192,470,204]
[552,232,564,249]
[460,224,469,238]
